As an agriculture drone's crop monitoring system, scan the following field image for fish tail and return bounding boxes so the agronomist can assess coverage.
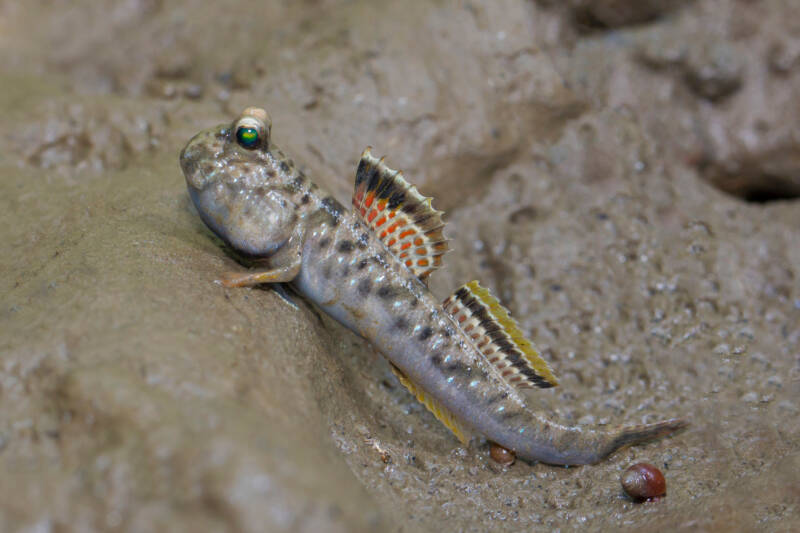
[597,418,688,462]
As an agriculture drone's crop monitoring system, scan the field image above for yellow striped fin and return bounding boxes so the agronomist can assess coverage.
[443,280,558,389]
[390,364,470,444]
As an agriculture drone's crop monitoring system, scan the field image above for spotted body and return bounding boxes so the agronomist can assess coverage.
[180,108,687,465]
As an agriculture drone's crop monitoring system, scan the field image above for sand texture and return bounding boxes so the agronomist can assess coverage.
[1,1,798,531]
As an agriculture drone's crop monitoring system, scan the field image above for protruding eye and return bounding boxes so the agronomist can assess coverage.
[236,126,260,149]
[232,108,271,151]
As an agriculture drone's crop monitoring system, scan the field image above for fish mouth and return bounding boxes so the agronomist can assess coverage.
[179,125,227,191]
[180,136,211,190]
[179,146,199,188]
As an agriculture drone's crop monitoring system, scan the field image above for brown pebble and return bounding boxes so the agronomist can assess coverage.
[621,463,666,501]
[489,442,515,466]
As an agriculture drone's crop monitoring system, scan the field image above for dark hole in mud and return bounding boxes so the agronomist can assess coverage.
[742,186,800,204]
[572,11,658,31]
[568,1,684,31]
[705,171,800,204]
[723,181,800,204]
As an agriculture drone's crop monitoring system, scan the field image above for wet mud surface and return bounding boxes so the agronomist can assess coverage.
[1,1,798,531]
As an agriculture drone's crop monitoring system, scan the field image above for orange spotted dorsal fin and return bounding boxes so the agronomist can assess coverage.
[443,281,559,389]
[389,364,470,445]
[353,148,447,281]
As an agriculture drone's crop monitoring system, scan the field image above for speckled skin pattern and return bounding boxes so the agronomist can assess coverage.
[180,108,686,465]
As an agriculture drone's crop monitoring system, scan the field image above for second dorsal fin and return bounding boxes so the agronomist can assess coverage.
[353,148,448,281]
[443,281,559,389]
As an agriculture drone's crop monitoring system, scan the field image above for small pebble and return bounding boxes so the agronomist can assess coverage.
[489,442,516,466]
[621,463,666,501]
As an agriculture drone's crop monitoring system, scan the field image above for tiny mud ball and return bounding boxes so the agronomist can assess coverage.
[621,463,666,501]
[489,442,516,466]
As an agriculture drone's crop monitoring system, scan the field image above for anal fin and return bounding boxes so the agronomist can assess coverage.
[389,364,470,445]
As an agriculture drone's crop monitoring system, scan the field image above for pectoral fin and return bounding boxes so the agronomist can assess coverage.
[217,255,302,287]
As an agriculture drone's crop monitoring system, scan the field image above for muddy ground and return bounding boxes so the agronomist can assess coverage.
[1,1,798,531]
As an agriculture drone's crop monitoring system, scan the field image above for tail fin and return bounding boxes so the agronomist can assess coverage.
[599,418,688,461]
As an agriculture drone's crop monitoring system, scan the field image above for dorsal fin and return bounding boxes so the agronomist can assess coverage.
[389,364,471,444]
[353,148,447,280]
[443,281,558,389]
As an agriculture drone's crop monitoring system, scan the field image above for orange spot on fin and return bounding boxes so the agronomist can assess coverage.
[352,148,449,281]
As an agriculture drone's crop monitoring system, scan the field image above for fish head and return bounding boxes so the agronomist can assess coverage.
[180,107,297,257]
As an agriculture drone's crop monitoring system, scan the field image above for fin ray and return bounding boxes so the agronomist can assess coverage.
[443,280,558,389]
[353,148,448,280]
[390,364,470,445]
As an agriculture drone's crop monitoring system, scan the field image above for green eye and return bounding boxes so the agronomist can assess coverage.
[236,126,260,149]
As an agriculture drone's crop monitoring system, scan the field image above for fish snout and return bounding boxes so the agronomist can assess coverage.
[180,126,227,191]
